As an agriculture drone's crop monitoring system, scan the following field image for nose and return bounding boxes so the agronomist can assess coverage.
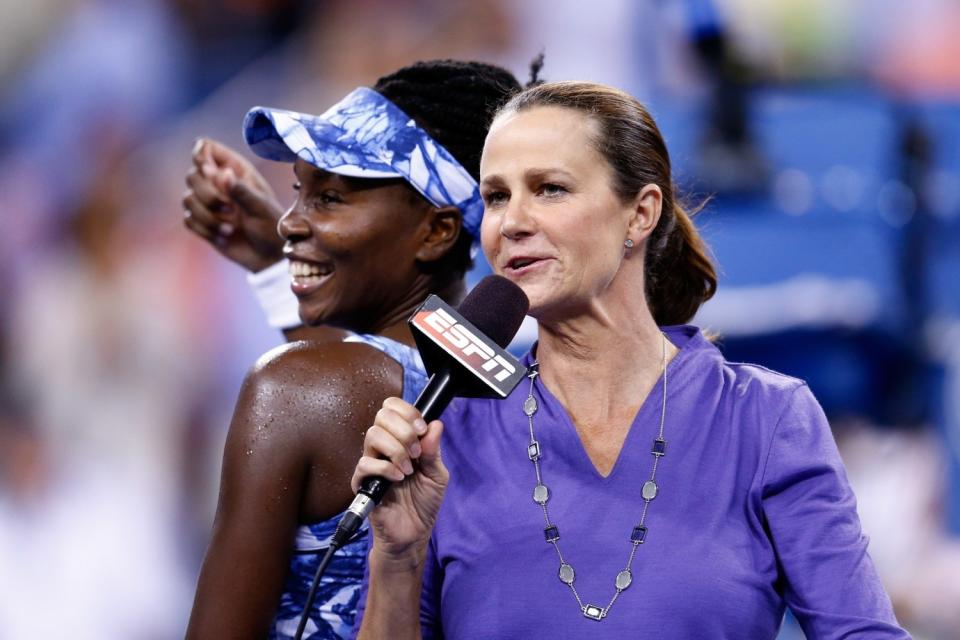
[498,195,535,240]
[278,201,309,242]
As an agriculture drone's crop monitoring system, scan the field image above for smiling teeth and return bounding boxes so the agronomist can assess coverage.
[289,260,325,277]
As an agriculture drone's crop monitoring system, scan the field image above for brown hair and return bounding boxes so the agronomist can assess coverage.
[496,81,717,325]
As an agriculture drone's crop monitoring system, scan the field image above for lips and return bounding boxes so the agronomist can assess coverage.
[504,255,548,275]
[287,258,334,295]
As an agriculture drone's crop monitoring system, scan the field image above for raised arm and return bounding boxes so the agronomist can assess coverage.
[182,138,286,273]
[186,341,402,639]
[350,397,449,640]
[182,138,342,343]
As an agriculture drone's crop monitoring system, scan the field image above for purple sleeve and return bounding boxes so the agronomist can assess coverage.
[760,384,910,639]
[348,537,371,640]
[420,536,444,639]
[350,534,443,640]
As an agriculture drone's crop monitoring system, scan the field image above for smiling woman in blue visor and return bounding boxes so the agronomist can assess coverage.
[184,60,521,640]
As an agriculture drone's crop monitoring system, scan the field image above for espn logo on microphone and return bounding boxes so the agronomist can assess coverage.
[410,296,525,398]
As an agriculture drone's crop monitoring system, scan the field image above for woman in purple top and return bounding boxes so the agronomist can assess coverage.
[350,81,910,638]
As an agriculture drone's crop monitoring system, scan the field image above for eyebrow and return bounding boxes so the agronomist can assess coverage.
[481,167,577,187]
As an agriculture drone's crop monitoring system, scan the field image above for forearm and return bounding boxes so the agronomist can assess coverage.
[185,545,285,639]
[357,544,428,640]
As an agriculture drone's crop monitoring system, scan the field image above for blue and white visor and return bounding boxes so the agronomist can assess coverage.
[243,87,483,239]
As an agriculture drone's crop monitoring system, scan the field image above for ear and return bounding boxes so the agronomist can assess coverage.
[415,205,463,263]
[625,183,662,246]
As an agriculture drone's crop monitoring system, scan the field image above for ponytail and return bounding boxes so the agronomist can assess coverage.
[645,200,717,326]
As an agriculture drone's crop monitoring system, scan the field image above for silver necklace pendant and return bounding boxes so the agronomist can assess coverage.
[533,484,549,504]
[523,334,670,623]
[583,604,605,620]
[641,480,658,501]
[523,395,538,416]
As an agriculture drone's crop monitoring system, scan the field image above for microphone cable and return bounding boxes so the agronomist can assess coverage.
[293,543,337,640]
[293,517,364,640]
[292,276,528,638]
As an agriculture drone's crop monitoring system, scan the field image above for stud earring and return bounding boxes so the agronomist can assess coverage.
[624,239,635,249]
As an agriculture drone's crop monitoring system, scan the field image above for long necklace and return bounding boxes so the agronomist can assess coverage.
[522,334,668,621]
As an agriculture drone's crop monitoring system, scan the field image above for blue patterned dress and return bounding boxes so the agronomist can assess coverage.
[269,333,427,639]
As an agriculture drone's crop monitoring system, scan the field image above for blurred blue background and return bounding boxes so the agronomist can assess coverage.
[0,0,957,637]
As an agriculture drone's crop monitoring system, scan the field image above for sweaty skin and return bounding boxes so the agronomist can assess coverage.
[186,341,406,638]
[184,146,467,639]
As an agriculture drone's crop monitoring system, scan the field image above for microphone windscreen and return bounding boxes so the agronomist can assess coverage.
[457,275,529,349]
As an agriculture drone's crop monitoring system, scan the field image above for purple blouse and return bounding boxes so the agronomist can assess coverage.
[419,326,908,639]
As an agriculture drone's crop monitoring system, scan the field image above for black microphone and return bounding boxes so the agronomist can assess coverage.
[335,275,529,545]
[293,276,529,640]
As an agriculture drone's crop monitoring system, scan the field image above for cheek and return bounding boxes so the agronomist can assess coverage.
[479,215,501,266]
[358,221,423,278]
[324,213,399,258]
[562,232,619,282]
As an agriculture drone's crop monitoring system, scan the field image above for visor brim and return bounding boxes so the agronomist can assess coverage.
[242,107,402,180]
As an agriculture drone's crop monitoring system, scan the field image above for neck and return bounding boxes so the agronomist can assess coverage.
[372,276,467,348]
[533,303,674,478]
[534,299,673,420]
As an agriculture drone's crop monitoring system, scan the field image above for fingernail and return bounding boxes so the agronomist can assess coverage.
[219,222,235,236]
[409,441,422,458]
[402,459,414,475]
[192,138,204,155]
[414,418,428,434]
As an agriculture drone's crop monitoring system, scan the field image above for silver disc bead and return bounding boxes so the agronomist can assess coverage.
[641,480,658,501]
[523,396,538,416]
[533,484,549,504]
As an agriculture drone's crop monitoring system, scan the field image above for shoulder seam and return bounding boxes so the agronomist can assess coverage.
[724,360,807,386]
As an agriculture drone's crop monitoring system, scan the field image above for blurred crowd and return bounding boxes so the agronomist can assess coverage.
[0,1,957,638]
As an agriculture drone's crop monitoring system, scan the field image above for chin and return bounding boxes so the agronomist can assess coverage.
[515,282,552,309]
[523,297,555,322]
[298,310,324,327]
[296,300,337,328]
[528,290,585,324]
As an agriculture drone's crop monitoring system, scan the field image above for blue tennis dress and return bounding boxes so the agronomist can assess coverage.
[269,333,427,640]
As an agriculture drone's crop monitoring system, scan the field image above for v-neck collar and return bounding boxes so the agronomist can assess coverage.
[521,325,703,482]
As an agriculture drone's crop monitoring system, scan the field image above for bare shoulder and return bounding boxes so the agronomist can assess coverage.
[232,339,406,521]
[187,339,404,638]
[245,339,404,416]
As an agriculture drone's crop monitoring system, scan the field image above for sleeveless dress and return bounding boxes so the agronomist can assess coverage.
[269,333,427,640]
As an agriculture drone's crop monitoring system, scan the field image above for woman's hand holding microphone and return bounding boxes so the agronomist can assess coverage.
[351,396,448,563]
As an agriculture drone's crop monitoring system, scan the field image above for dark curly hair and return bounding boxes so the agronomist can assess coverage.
[373,60,522,275]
